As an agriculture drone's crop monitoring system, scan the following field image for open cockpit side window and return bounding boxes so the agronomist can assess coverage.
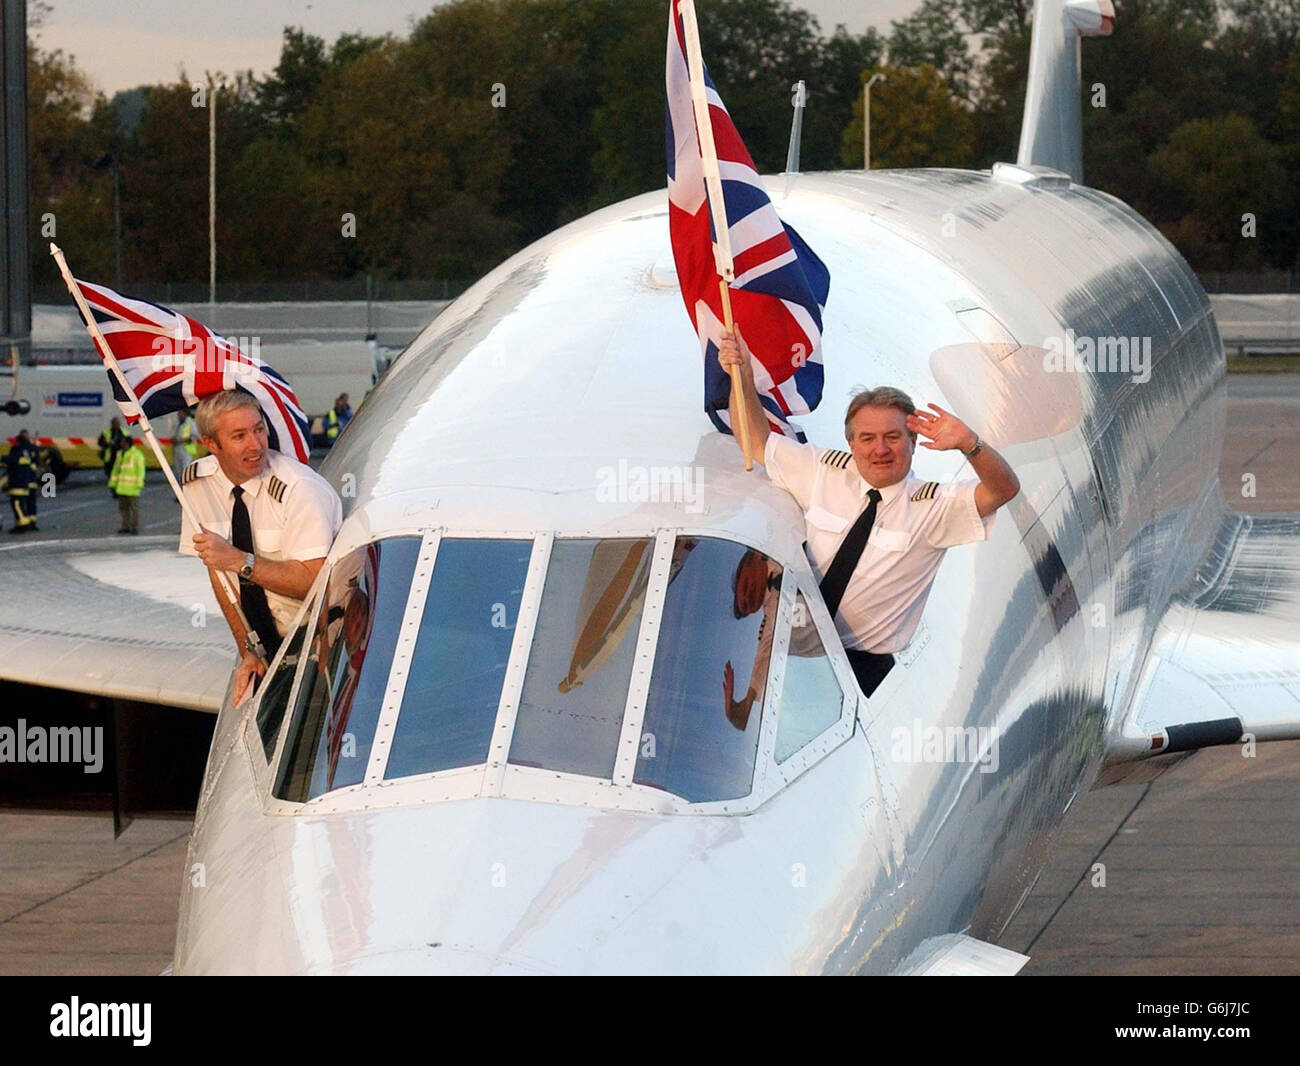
[272,537,422,802]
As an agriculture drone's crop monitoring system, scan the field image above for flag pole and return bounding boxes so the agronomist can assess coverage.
[679,0,754,471]
[49,243,258,651]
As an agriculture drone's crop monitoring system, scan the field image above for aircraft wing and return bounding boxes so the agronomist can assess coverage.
[0,536,232,712]
[1103,511,1300,774]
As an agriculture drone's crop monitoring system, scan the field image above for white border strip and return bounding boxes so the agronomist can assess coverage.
[749,571,795,802]
[364,530,442,785]
[482,533,553,796]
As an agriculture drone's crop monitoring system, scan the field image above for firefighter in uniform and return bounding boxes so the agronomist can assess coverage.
[5,430,41,534]
[180,390,343,704]
[718,329,1021,696]
[109,436,146,533]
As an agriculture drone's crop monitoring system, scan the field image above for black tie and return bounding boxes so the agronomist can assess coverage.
[819,489,882,620]
[232,486,281,659]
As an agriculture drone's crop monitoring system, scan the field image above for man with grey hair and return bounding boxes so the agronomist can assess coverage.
[718,330,1020,696]
[180,390,343,704]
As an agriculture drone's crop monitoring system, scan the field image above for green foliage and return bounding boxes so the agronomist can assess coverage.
[28,43,119,284]
[24,0,1300,285]
[887,0,976,99]
[1151,114,1284,269]
[841,63,975,168]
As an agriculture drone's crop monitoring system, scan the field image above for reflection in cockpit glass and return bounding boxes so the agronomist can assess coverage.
[256,623,307,761]
[274,537,422,802]
[386,539,531,780]
[635,538,781,802]
[509,538,653,778]
[773,592,843,764]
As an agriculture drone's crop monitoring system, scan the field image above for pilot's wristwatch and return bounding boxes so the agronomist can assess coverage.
[239,553,255,579]
[963,435,984,459]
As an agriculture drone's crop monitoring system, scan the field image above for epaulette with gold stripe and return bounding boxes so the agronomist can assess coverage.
[910,481,939,502]
[819,449,852,470]
[182,463,200,485]
[267,475,288,503]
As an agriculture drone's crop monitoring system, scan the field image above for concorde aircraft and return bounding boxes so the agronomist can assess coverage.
[4,0,1298,974]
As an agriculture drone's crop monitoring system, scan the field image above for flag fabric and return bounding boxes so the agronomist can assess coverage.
[665,0,831,441]
[71,279,311,462]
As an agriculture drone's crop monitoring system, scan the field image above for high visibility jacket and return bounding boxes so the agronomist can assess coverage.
[325,407,342,441]
[109,446,146,497]
[179,419,199,457]
[99,428,126,464]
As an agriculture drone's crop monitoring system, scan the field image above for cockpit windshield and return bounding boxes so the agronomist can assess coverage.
[263,532,849,812]
[508,538,654,779]
[387,539,533,779]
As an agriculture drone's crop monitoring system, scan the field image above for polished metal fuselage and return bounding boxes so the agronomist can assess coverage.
[175,167,1227,973]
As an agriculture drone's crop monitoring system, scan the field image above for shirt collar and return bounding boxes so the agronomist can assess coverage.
[217,462,268,500]
[856,470,911,506]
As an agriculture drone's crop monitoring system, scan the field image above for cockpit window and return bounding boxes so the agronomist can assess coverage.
[256,621,308,761]
[273,538,421,802]
[385,538,532,780]
[509,538,653,778]
[773,592,844,764]
[634,538,781,802]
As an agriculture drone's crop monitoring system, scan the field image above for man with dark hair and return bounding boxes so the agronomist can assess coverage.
[718,329,1020,696]
[97,417,127,482]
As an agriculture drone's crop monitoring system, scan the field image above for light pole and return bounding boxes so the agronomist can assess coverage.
[864,72,885,170]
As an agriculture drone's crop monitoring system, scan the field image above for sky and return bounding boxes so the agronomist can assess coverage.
[32,0,921,98]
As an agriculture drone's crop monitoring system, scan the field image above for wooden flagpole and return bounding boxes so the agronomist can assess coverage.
[49,243,260,654]
[679,0,754,471]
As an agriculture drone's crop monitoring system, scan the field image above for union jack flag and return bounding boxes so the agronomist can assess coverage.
[665,0,830,440]
[71,279,311,462]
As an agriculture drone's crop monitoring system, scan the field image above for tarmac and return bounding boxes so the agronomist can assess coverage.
[0,373,1297,976]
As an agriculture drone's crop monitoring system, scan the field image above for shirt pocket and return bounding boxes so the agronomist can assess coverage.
[255,529,284,557]
[805,506,849,536]
[869,527,910,552]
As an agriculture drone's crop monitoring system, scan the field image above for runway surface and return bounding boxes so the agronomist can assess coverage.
[1,373,1297,975]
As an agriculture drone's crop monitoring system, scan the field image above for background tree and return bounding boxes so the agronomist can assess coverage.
[841,63,975,168]
[28,44,118,285]
[23,0,1300,284]
[1150,114,1284,269]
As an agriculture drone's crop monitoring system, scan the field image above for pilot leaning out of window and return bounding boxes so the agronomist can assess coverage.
[179,391,343,705]
[717,329,1020,697]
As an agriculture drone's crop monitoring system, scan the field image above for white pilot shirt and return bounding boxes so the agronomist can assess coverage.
[764,434,996,655]
[178,450,344,637]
